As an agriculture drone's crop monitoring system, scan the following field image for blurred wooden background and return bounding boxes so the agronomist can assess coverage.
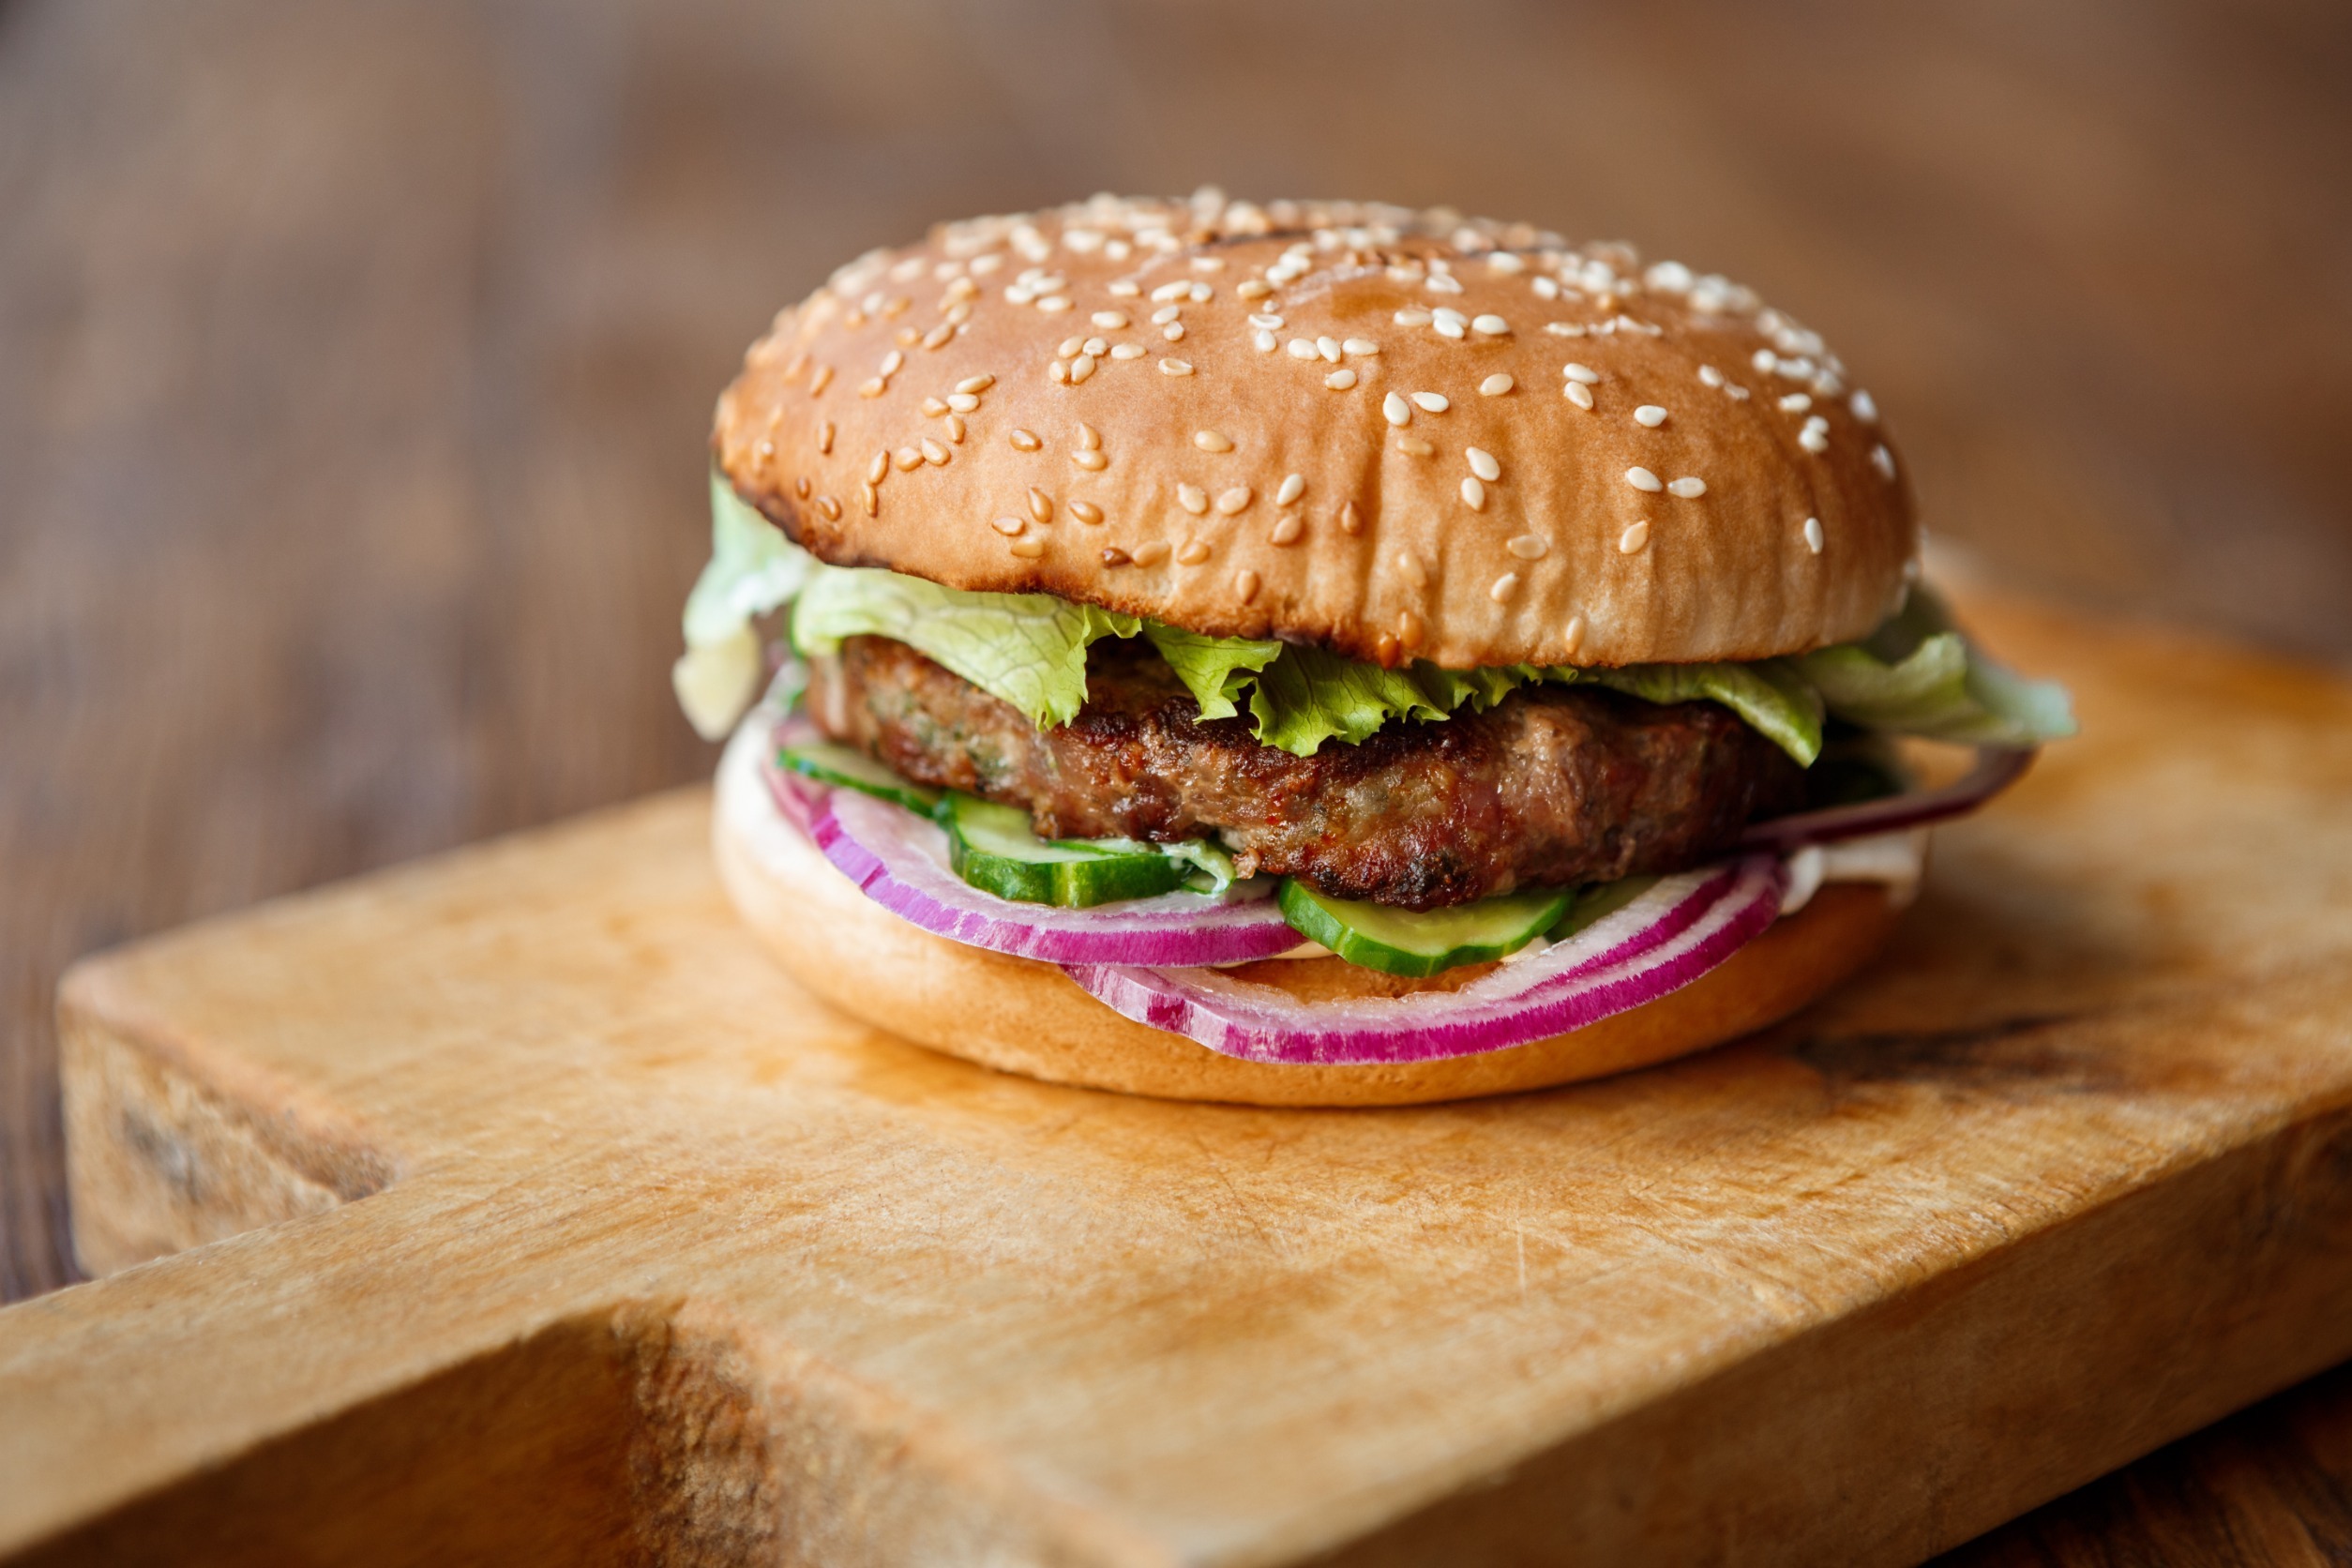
[3,0,2348,1559]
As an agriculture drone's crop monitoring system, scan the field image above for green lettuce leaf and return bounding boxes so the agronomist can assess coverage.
[683,468,813,650]
[1142,624,1284,721]
[791,565,1138,729]
[1583,660,1827,765]
[1793,586,2076,746]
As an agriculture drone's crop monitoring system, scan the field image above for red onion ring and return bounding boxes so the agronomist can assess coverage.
[1738,745,2036,856]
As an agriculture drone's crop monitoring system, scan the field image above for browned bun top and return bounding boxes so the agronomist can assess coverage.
[713,193,1918,669]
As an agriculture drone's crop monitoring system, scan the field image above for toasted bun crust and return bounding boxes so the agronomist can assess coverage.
[715,195,1917,670]
[714,728,1900,1107]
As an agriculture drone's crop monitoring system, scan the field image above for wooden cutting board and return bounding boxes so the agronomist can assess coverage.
[8,590,2352,1568]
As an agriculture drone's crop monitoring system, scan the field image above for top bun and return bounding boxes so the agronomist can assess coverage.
[713,193,1917,670]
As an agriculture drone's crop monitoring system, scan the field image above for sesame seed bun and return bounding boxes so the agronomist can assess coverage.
[714,715,1901,1107]
[713,194,1918,670]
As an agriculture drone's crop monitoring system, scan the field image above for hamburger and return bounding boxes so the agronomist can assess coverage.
[676,193,2073,1107]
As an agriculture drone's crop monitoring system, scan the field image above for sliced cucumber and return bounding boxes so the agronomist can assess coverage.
[944,795,1187,907]
[1548,874,1657,941]
[1276,882,1574,977]
[777,741,944,819]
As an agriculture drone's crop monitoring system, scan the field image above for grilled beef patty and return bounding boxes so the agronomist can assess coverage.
[807,635,1804,910]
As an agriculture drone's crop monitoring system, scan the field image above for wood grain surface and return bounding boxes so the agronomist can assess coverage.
[4,1,2350,1560]
[11,592,2352,1565]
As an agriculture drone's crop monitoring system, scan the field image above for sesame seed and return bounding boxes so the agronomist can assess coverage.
[920,438,950,466]
[1872,444,1897,479]
[1802,516,1824,553]
[1666,476,1706,498]
[922,397,951,418]
[1151,281,1189,303]
[1849,389,1878,423]
[1471,314,1510,335]
[1340,501,1363,535]
[1726,384,1751,401]
[1635,405,1667,427]
[795,476,809,499]
[1249,313,1285,330]
[1394,308,1434,326]
[991,516,1027,536]
[894,446,923,471]
[1163,324,1185,342]
[1287,339,1319,361]
[1236,279,1273,299]
[1151,305,1181,324]
[1072,450,1108,471]
[1563,362,1599,384]
[867,451,890,484]
[1752,348,1777,373]
[1101,546,1131,566]
[1131,541,1170,566]
[1234,568,1261,604]
[857,377,887,399]
[1049,362,1069,384]
[945,414,966,444]
[1194,430,1234,453]
[1395,435,1435,457]
[1078,422,1102,450]
[861,483,879,516]
[1275,473,1305,505]
[1563,614,1587,657]
[1779,392,1813,414]
[1160,358,1194,376]
[1626,467,1664,492]
[1325,369,1358,390]
[1395,551,1427,587]
[1318,336,1342,363]
[1480,373,1515,397]
[1506,533,1548,560]
[1433,315,1466,339]
[1545,323,1586,337]
[1215,486,1253,515]
[1564,382,1594,411]
[1188,282,1213,303]
[947,393,979,413]
[1110,343,1145,360]
[1108,280,1140,298]
[817,420,836,454]
[1460,476,1487,510]
[1467,447,1500,481]
[809,365,834,395]
[881,350,903,376]
[1092,310,1128,329]
[1028,488,1054,525]
[1010,429,1041,451]
[957,374,995,394]
[1697,365,1724,387]
[1398,609,1425,650]
[1800,416,1830,454]
[1082,337,1108,357]
[1178,539,1213,565]
[1037,295,1073,313]
[921,324,954,351]
[1178,484,1209,515]
[1383,392,1413,427]
[1070,501,1103,524]
[1009,537,1046,558]
[1410,391,1449,413]
[1343,338,1380,356]
[1619,520,1650,553]
[1489,572,1520,603]
[1271,513,1304,545]
[1068,354,1097,384]
[1253,329,1278,354]
[815,494,842,520]
[1376,633,1402,665]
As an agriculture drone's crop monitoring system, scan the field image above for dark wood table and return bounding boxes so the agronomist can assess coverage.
[4,1,2348,1558]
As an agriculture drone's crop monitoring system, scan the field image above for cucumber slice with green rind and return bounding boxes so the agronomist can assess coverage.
[944,795,1187,907]
[778,742,944,819]
[1276,882,1575,976]
[1548,874,1658,941]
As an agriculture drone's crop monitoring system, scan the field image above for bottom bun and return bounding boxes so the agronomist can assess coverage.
[714,735,1902,1108]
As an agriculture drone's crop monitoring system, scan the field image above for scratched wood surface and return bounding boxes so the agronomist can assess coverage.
[7,2,2352,1559]
[4,593,2352,1565]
